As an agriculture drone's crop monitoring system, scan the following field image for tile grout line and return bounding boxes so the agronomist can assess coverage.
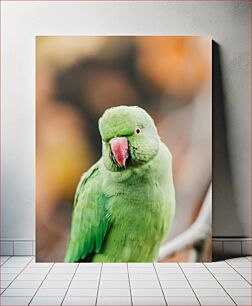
[203,263,238,305]
[152,262,168,306]
[95,263,103,306]
[177,263,201,306]
[126,263,133,306]
[244,257,251,262]
[28,261,55,305]
[61,263,79,306]
[0,256,12,266]
[225,260,252,286]
[0,256,34,297]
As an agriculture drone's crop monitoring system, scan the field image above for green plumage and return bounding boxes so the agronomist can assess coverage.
[65,106,175,262]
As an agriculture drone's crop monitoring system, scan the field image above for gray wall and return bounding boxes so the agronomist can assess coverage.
[1,1,250,241]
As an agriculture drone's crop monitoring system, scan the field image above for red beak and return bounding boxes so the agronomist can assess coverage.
[109,137,128,167]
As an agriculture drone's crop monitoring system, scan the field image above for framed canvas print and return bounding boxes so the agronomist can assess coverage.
[36,36,212,262]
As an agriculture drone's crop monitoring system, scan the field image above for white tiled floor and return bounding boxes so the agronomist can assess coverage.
[0,256,251,305]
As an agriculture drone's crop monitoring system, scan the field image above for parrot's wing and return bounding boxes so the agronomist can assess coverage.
[64,160,111,262]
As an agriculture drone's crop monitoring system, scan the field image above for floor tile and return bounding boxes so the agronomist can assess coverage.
[154,262,179,267]
[2,288,37,296]
[194,288,228,296]
[132,296,166,305]
[16,273,46,281]
[70,280,99,288]
[30,296,64,305]
[22,267,50,274]
[36,287,67,296]
[205,261,230,267]
[182,267,209,274]
[62,296,96,305]
[97,296,131,305]
[155,267,182,273]
[46,273,73,281]
[180,263,205,267]
[8,256,33,262]
[1,267,23,274]
[214,273,245,281]
[0,296,32,305]
[50,266,77,274]
[128,264,155,272]
[3,261,27,268]
[129,267,156,274]
[128,265,157,274]
[158,273,186,280]
[53,263,78,268]
[160,280,190,288]
[186,273,215,280]
[219,280,252,288]
[73,273,100,281]
[67,288,98,296]
[101,273,128,281]
[163,288,195,296]
[76,266,101,274]
[0,280,12,289]
[189,280,221,288]
[41,280,71,288]
[27,262,53,268]
[78,263,101,267]
[198,296,235,305]
[228,261,252,268]
[98,288,130,297]
[241,273,252,283]
[128,263,152,268]
[79,262,102,266]
[208,267,236,274]
[103,266,128,273]
[131,288,163,297]
[75,269,100,275]
[0,256,10,264]
[165,296,200,305]
[157,267,183,275]
[129,273,157,281]
[102,263,125,268]
[232,296,252,305]
[225,288,252,296]
[130,280,160,289]
[8,280,42,289]
[1,274,17,281]
[99,281,129,288]
[235,267,251,274]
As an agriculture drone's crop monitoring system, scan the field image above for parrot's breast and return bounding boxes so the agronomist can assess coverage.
[92,144,175,262]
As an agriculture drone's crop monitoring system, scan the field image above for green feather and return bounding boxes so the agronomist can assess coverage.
[64,160,110,262]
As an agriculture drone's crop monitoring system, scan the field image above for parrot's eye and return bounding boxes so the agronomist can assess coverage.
[135,127,141,135]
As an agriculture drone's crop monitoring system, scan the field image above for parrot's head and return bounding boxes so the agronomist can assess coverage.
[98,105,160,171]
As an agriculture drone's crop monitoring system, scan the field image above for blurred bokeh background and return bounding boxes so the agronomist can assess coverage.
[36,36,212,262]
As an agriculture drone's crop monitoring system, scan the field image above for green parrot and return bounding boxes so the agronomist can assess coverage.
[65,106,175,262]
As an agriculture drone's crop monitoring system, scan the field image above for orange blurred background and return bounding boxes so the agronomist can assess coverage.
[36,36,212,262]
